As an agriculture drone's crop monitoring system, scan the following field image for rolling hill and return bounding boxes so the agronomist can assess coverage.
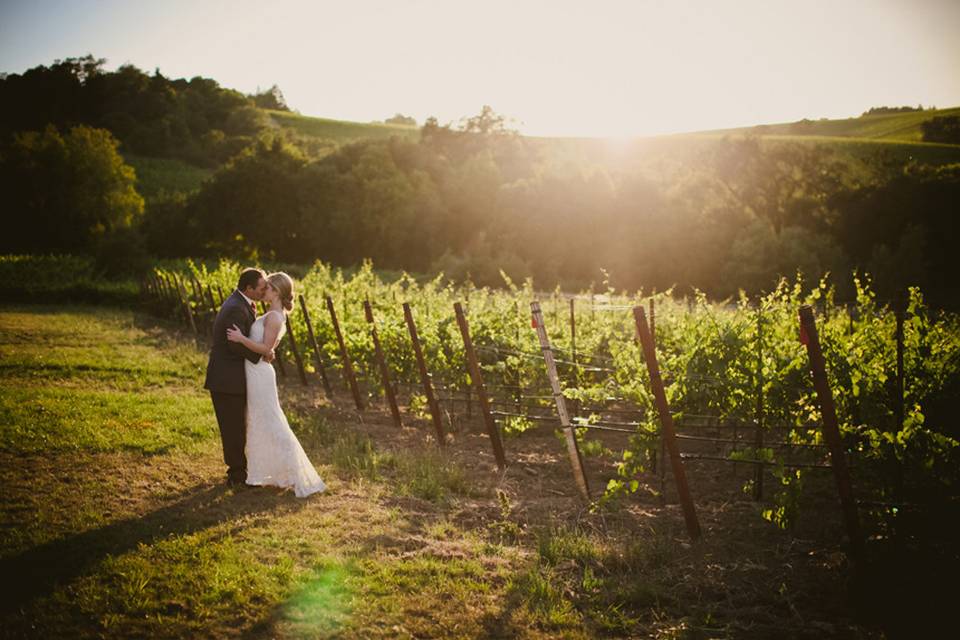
[266,109,420,143]
[704,106,960,142]
[128,105,960,199]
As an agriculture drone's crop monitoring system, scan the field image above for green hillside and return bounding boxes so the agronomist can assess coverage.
[706,106,960,143]
[124,154,212,203]
[275,105,960,166]
[748,133,960,164]
[266,109,420,143]
[272,105,960,147]
[125,105,960,200]
[657,132,960,165]
[122,113,419,199]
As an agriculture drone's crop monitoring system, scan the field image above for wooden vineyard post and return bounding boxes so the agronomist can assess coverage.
[188,272,201,298]
[298,295,334,397]
[157,274,168,312]
[326,295,364,410]
[151,273,161,303]
[169,275,181,309]
[649,297,656,345]
[155,274,164,311]
[651,297,665,486]
[894,295,906,500]
[216,286,226,306]
[160,275,170,311]
[187,275,204,335]
[403,302,445,445]
[454,302,506,470]
[191,279,209,340]
[634,305,702,541]
[895,298,905,434]
[162,275,177,319]
[183,273,197,301]
[754,305,765,501]
[532,301,591,501]
[205,285,217,311]
[205,286,218,334]
[175,276,199,337]
[146,274,157,309]
[799,305,864,565]
[285,314,308,386]
[569,298,579,418]
[515,301,523,413]
[189,273,204,315]
[364,301,402,428]
[150,275,159,298]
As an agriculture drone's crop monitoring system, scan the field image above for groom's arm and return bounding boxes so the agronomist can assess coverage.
[223,305,262,364]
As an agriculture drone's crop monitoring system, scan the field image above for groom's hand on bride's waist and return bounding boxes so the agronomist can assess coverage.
[264,349,276,363]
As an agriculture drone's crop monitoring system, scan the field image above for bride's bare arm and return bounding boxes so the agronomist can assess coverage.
[226,314,283,356]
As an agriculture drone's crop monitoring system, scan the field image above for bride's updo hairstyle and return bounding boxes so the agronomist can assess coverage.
[267,272,295,312]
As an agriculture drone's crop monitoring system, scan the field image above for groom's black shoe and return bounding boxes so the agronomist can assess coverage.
[226,476,252,490]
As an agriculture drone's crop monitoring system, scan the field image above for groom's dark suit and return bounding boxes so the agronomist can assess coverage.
[205,290,263,484]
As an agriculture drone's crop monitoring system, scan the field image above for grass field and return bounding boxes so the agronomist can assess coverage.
[272,105,960,147]
[678,132,960,165]
[124,154,213,203]
[266,109,420,144]
[3,305,943,637]
[123,106,960,198]
[702,106,960,142]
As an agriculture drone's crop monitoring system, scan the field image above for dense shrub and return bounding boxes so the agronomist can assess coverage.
[0,255,138,304]
[921,116,960,144]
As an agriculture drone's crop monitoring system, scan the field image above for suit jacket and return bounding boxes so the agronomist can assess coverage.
[204,291,263,394]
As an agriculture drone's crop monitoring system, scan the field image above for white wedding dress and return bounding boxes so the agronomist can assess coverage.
[245,310,326,497]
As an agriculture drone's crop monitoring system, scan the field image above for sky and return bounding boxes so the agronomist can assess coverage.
[2,0,959,137]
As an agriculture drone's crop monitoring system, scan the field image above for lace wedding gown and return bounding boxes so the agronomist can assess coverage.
[245,310,326,497]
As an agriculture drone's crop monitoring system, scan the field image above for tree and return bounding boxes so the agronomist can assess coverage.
[385,113,416,126]
[921,116,960,144]
[1,57,262,166]
[459,105,516,136]
[1,125,144,252]
[250,84,289,111]
[862,105,924,116]
[0,55,105,135]
[700,137,851,235]
[193,136,308,259]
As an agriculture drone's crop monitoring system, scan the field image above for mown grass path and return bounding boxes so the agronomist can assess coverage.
[0,306,876,638]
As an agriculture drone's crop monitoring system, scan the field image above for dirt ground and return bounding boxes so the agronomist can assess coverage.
[278,380,884,637]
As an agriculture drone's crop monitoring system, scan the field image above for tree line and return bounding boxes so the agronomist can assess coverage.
[1,58,958,307]
[0,55,278,167]
[145,108,959,307]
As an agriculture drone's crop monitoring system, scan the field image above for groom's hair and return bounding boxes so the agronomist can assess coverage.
[237,268,266,293]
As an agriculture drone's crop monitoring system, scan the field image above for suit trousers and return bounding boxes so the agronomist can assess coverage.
[210,391,247,483]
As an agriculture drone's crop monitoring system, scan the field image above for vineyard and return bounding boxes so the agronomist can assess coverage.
[147,259,960,554]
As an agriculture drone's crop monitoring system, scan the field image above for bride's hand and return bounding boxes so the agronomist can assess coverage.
[226,324,244,342]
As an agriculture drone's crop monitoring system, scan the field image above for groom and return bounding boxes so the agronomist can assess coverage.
[205,268,275,487]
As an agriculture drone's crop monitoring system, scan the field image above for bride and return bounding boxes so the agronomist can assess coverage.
[226,272,326,498]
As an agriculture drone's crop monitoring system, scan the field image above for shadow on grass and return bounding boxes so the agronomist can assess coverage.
[0,481,306,615]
